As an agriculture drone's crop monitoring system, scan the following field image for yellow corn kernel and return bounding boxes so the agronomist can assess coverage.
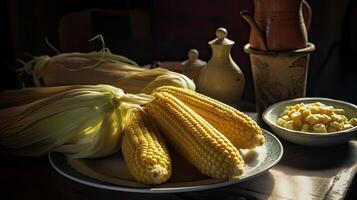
[329,121,343,131]
[290,111,301,118]
[301,109,312,119]
[319,106,333,115]
[331,114,348,123]
[341,121,348,125]
[328,126,337,132]
[286,105,293,110]
[290,111,301,119]
[342,123,353,130]
[278,101,355,133]
[281,115,290,121]
[313,102,326,107]
[313,114,329,124]
[314,114,323,122]
[292,103,303,110]
[324,105,335,110]
[276,118,287,127]
[321,114,332,124]
[279,109,289,117]
[121,107,171,185]
[146,92,245,179]
[349,118,357,126]
[287,109,298,117]
[332,108,345,115]
[305,114,319,125]
[294,121,303,130]
[301,124,310,132]
[298,106,307,114]
[312,123,327,133]
[155,86,264,149]
[290,112,302,130]
[284,120,294,130]
[310,106,320,114]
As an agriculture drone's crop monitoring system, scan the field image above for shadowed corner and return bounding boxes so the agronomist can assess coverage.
[279,140,354,171]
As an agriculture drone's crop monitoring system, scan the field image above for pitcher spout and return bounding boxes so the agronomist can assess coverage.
[240,10,267,51]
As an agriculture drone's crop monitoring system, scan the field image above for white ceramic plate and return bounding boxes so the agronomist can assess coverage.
[49,130,283,193]
[263,97,357,146]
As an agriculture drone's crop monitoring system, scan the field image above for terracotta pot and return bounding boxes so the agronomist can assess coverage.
[244,43,315,112]
[243,0,311,51]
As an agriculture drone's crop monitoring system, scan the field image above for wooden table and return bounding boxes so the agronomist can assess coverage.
[0,113,356,200]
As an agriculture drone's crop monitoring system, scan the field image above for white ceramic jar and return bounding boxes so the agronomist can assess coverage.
[197,28,245,104]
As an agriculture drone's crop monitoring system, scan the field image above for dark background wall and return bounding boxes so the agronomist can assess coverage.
[1,0,356,104]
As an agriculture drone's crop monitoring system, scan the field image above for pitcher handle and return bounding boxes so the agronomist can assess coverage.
[302,0,312,31]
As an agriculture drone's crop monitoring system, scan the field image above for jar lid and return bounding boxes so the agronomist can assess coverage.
[182,49,207,67]
[209,27,235,45]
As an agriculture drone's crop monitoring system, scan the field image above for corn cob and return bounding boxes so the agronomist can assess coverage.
[155,86,264,149]
[146,92,245,179]
[121,107,171,185]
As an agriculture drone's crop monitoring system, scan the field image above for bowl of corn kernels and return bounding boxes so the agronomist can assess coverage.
[262,98,357,146]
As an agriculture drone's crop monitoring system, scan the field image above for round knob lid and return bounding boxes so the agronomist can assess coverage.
[182,49,207,68]
[209,27,234,45]
[216,28,228,39]
[188,49,199,61]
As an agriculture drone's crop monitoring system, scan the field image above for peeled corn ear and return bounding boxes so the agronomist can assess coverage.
[146,92,245,179]
[155,86,264,149]
[121,107,171,185]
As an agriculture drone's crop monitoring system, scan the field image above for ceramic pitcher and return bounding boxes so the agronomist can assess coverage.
[244,0,311,51]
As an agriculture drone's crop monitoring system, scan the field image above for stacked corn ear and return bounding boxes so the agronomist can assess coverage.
[155,86,265,149]
[22,50,195,94]
[121,107,171,185]
[0,85,153,158]
[146,92,245,179]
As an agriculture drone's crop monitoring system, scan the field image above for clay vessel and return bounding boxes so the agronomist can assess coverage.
[244,43,315,112]
[242,0,311,51]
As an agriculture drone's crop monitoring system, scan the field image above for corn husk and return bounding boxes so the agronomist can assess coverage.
[0,85,153,158]
[0,85,86,108]
[21,50,195,94]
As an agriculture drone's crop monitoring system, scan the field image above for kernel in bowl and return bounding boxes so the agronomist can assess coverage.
[262,98,357,146]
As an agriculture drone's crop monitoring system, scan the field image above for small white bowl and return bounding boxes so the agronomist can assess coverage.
[262,97,357,146]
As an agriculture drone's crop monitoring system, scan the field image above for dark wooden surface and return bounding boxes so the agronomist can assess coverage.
[0,113,356,200]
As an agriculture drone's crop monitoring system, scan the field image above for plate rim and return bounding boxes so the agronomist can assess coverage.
[48,129,283,193]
